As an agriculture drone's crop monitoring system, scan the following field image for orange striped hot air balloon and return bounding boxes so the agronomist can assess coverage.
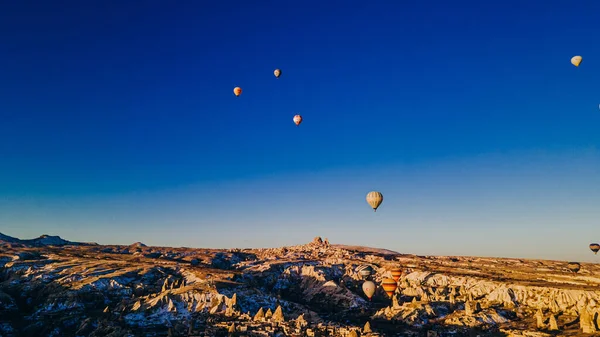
[381,278,397,298]
[390,268,403,282]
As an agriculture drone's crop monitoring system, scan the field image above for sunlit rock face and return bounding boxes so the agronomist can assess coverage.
[1,233,600,336]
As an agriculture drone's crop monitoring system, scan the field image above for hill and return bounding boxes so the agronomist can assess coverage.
[0,232,97,247]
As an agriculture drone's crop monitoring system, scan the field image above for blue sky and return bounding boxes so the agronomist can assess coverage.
[1,1,599,261]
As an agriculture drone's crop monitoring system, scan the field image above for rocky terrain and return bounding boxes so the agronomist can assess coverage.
[2,234,600,337]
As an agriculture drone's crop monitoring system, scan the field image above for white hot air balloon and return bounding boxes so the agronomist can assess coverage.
[362,281,376,300]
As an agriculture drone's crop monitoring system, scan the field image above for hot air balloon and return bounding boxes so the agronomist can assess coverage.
[590,243,600,255]
[274,69,281,78]
[293,114,302,126]
[366,191,383,212]
[381,278,397,298]
[233,87,242,97]
[571,56,582,67]
[567,262,581,273]
[390,267,403,282]
[357,265,374,280]
[362,281,376,301]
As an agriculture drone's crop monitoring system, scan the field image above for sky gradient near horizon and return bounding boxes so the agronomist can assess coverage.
[1,1,600,262]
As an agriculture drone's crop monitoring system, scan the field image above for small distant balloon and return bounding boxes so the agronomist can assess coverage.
[571,56,582,67]
[590,243,600,255]
[293,114,303,126]
[567,262,581,273]
[274,69,282,78]
[233,87,242,97]
[366,191,383,212]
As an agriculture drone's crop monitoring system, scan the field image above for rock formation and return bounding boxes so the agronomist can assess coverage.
[1,234,600,336]
[363,321,372,333]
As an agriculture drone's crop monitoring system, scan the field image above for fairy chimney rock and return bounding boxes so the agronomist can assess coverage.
[535,309,545,329]
[296,314,308,329]
[272,305,285,322]
[254,307,265,321]
[230,293,237,307]
[549,315,559,331]
[580,309,596,333]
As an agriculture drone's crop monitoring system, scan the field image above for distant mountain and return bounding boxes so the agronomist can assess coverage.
[0,232,98,247]
[0,232,20,243]
[331,244,400,256]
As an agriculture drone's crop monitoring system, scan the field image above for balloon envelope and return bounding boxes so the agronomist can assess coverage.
[571,56,582,67]
[390,268,403,282]
[590,243,600,254]
[293,114,303,126]
[381,278,397,297]
[357,265,374,279]
[366,191,383,212]
[362,281,376,299]
[274,69,281,78]
[567,262,581,273]
[233,87,242,96]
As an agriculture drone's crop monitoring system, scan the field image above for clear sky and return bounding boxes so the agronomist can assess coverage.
[1,1,599,262]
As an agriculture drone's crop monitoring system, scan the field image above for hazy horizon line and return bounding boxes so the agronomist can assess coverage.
[1,230,593,265]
